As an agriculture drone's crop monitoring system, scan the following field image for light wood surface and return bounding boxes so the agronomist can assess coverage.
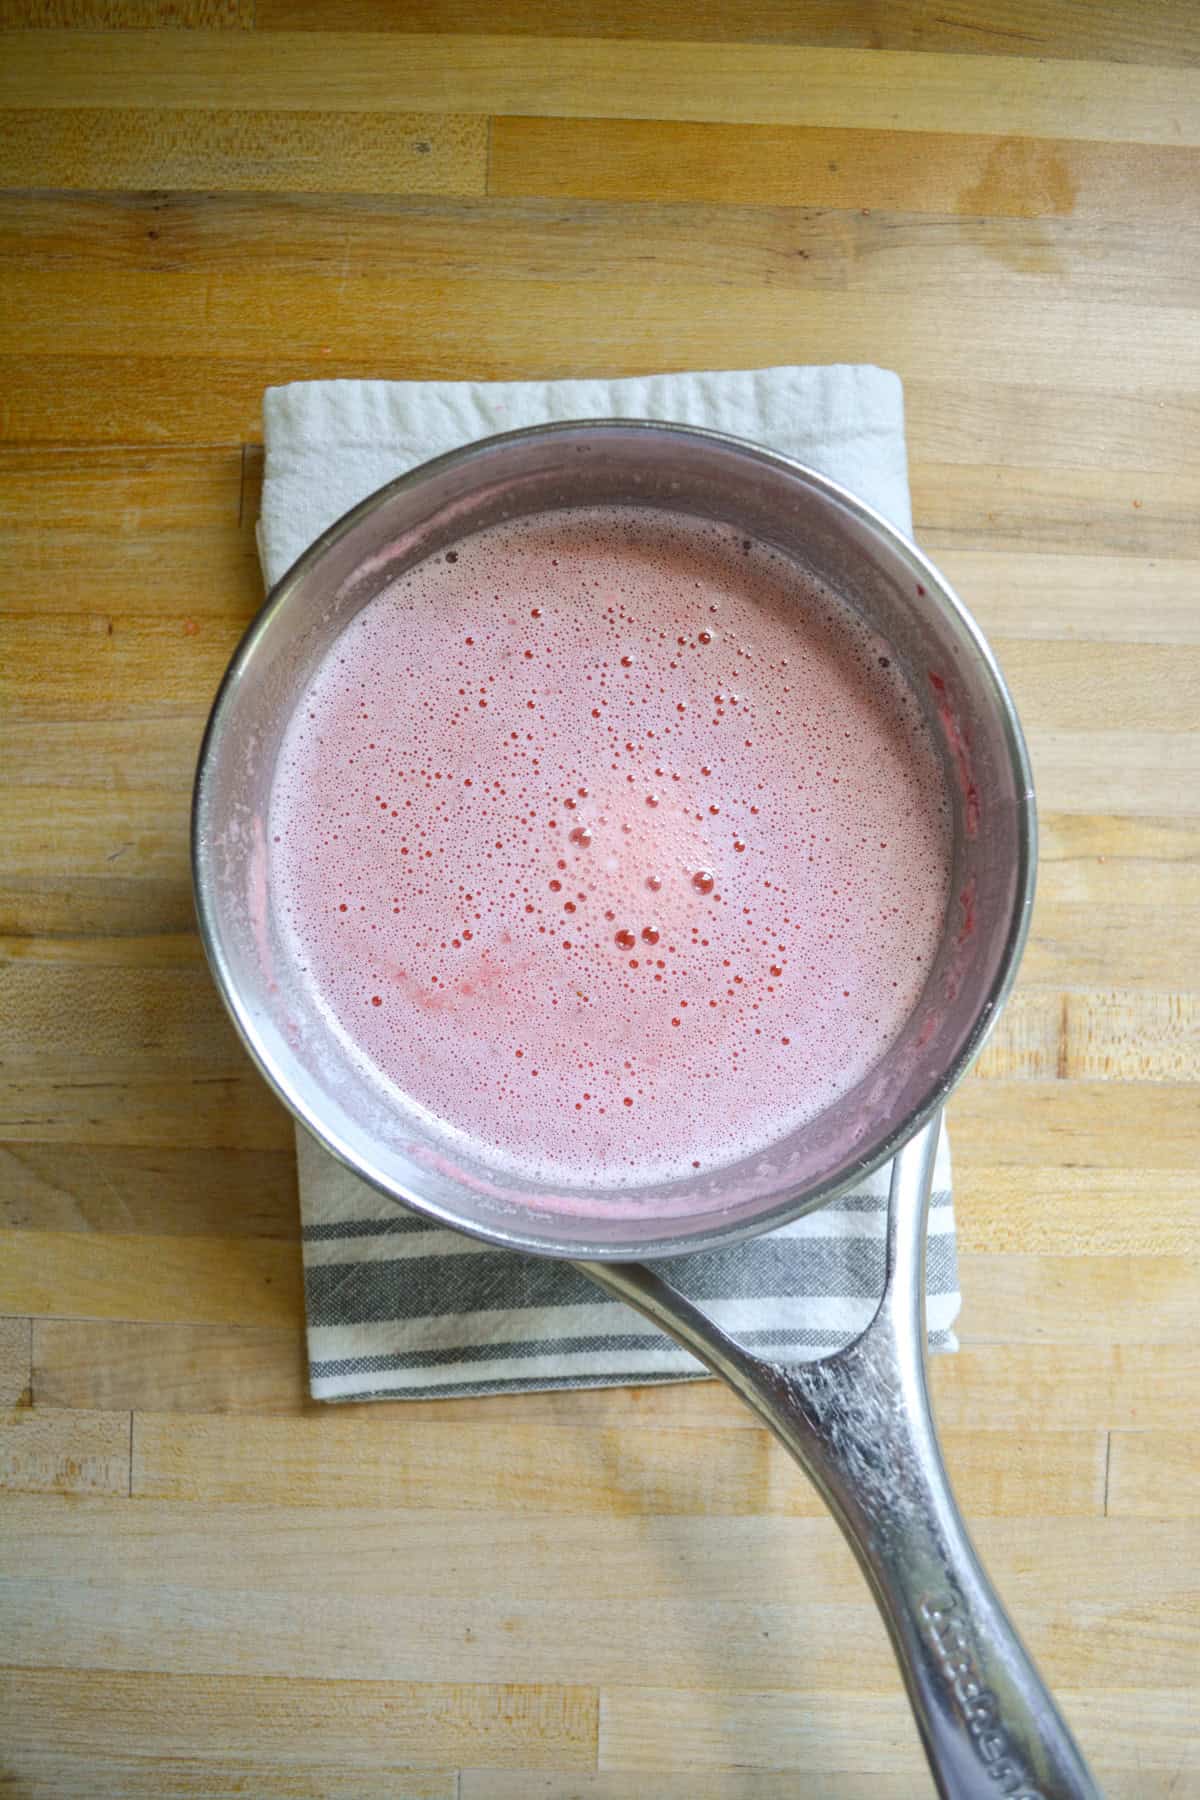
[1,5,1197,1795]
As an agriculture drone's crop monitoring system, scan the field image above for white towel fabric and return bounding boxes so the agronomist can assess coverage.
[261,365,913,582]
[259,365,959,1403]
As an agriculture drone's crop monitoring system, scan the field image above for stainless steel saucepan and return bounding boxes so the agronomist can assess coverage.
[193,422,1099,1798]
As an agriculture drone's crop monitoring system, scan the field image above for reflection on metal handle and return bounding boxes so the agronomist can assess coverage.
[578,1117,1100,1799]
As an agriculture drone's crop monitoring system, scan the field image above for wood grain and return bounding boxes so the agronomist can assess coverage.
[0,444,260,619]
[956,1254,1199,1345]
[0,876,198,938]
[998,640,1199,730]
[945,1344,1200,1433]
[0,109,489,194]
[460,1776,1197,1800]
[1024,729,1200,816]
[4,32,1198,142]
[8,1562,1153,1694]
[10,190,1198,311]
[1058,991,1200,1077]
[1039,811,1199,866]
[953,1167,1200,1255]
[0,0,252,24]
[6,1513,1188,1695]
[0,1753,455,1800]
[129,1408,1105,1518]
[1,1143,297,1236]
[598,1684,1197,1773]
[2,963,251,1077]
[0,1229,301,1324]
[3,719,201,789]
[903,386,1200,476]
[0,1317,31,1407]
[1107,1431,1200,1518]
[0,1500,1187,1612]
[1,613,245,721]
[4,273,1197,396]
[0,1405,130,1496]
[0,443,240,531]
[490,116,1198,218]
[0,933,204,965]
[1,783,197,882]
[0,1667,600,1769]
[952,1079,1197,1169]
[33,1319,308,1412]
[911,463,1200,559]
[246,0,1200,67]
[0,1073,293,1149]
[934,552,1200,644]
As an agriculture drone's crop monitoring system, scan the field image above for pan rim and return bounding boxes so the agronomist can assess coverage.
[192,418,1036,1260]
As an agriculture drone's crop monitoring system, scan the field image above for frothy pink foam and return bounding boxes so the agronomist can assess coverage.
[269,508,951,1185]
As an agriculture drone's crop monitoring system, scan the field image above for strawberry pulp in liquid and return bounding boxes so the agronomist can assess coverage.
[269,507,952,1186]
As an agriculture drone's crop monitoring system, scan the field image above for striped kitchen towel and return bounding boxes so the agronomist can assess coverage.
[260,365,961,1402]
[298,1125,957,1402]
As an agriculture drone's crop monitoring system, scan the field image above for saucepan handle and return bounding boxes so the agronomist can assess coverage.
[577,1118,1099,1799]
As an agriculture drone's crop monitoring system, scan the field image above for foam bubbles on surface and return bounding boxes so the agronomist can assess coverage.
[269,507,952,1185]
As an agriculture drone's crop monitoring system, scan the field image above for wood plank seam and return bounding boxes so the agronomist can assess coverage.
[3,34,1199,145]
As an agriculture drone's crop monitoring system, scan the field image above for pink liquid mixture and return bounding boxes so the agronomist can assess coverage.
[269,507,952,1185]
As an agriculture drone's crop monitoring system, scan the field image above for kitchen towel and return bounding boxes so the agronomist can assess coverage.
[259,365,959,1402]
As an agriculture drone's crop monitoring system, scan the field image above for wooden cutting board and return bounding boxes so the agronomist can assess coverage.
[1,5,1197,1795]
